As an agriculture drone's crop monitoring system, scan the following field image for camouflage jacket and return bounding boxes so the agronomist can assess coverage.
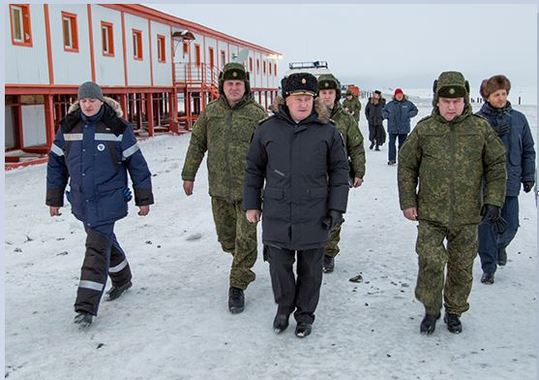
[331,102,366,179]
[342,97,362,123]
[398,105,506,226]
[181,95,266,201]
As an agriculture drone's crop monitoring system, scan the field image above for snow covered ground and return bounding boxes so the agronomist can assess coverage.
[4,100,537,379]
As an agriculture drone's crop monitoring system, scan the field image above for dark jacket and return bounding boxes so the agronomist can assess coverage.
[476,101,535,196]
[46,98,153,227]
[365,97,386,125]
[382,97,418,134]
[243,97,350,250]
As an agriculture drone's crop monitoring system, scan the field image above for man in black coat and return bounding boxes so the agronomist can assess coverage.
[243,72,350,338]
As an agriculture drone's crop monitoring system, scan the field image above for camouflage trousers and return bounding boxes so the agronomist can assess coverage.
[211,197,257,290]
[324,224,342,257]
[415,221,478,316]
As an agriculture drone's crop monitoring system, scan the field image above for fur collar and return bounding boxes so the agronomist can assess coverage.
[61,97,127,136]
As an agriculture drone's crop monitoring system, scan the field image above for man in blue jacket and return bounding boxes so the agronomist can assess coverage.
[46,81,154,328]
[477,75,536,284]
[383,88,418,165]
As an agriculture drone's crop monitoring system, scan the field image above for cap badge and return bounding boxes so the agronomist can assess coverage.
[301,78,306,84]
[232,71,238,77]
[449,88,455,95]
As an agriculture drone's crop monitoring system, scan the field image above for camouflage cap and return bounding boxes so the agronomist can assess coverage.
[218,62,251,97]
[221,62,247,81]
[282,72,318,98]
[434,71,469,98]
[317,74,341,101]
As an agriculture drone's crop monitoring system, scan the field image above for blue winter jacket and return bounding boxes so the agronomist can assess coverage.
[382,98,418,134]
[476,101,536,196]
[46,98,153,227]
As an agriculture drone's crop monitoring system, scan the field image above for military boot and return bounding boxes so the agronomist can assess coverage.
[444,313,462,334]
[228,287,245,314]
[420,313,440,335]
[322,255,335,273]
[498,248,507,266]
[295,322,312,338]
[74,311,93,329]
[106,281,132,301]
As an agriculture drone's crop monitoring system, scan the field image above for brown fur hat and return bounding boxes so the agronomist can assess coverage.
[480,75,511,100]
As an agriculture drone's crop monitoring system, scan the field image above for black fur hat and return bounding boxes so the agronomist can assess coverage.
[282,72,318,98]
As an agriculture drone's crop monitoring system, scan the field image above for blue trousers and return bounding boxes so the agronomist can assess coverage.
[389,133,408,162]
[478,196,519,274]
[75,222,132,315]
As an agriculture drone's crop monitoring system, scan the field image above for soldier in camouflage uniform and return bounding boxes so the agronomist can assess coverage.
[318,74,366,273]
[342,89,362,124]
[181,62,267,314]
[398,71,506,335]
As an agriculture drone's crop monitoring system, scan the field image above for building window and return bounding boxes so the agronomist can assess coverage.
[220,50,226,68]
[274,63,277,77]
[269,62,272,75]
[194,44,201,66]
[263,61,266,74]
[10,4,32,47]
[256,59,260,73]
[132,29,143,60]
[157,34,166,63]
[183,41,189,57]
[101,21,114,56]
[249,57,253,72]
[62,12,79,52]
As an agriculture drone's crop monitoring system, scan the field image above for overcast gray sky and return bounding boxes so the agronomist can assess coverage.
[146,3,536,89]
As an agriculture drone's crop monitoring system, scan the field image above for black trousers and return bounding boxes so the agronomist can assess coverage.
[266,245,324,324]
[75,223,132,315]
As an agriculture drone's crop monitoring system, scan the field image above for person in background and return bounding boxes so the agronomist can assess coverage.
[317,74,366,273]
[476,75,536,284]
[342,89,362,124]
[47,81,154,329]
[365,90,386,151]
[383,88,418,165]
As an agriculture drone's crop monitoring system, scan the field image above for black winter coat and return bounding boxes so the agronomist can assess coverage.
[243,100,350,250]
[365,97,386,126]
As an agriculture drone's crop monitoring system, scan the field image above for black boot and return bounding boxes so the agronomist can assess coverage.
[444,313,462,334]
[106,281,132,301]
[273,313,290,334]
[375,145,380,151]
[228,287,245,314]
[419,313,440,335]
[74,311,93,329]
[295,322,312,338]
[369,142,374,150]
[322,255,335,273]
[480,272,495,284]
[498,247,507,266]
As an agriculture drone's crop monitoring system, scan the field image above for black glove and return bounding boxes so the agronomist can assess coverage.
[523,181,534,193]
[494,123,510,137]
[481,204,507,234]
[323,210,344,231]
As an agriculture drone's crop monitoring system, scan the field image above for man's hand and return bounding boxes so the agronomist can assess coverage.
[353,177,363,188]
[49,206,62,217]
[403,207,417,221]
[246,209,261,224]
[183,180,194,196]
[138,205,150,216]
